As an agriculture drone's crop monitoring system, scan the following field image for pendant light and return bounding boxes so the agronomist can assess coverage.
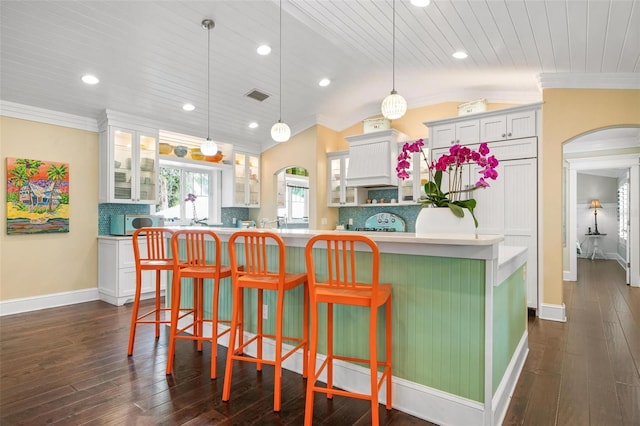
[271,0,291,143]
[381,0,407,120]
[200,19,218,156]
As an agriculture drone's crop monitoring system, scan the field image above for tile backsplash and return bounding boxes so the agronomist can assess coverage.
[98,203,150,235]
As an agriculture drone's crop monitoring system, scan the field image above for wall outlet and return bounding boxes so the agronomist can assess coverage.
[321,217,327,225]
[232,217,236,224]
[348,218,353,225]
[262,304,268,320]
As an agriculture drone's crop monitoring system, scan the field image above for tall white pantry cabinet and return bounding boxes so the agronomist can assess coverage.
[425,103,541,311]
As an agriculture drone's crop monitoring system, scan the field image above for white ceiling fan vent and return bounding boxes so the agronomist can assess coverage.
[245,89,270,102]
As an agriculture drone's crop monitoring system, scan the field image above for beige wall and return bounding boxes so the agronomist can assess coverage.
[541,89,640,305]
[1,116,99,301]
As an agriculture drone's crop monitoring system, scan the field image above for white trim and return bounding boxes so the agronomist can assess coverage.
[539,303,567,322]
[537,72,640,90]
[0,288,100,316]
[492,332,529,426]
[0,100,98,132]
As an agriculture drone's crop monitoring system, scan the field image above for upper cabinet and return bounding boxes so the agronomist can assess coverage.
[480,109,537,142]
[99,112,159,204]
[222,151,260,208]
[430,120,479,149]
[344,129,408,187]
[327,151,362,206]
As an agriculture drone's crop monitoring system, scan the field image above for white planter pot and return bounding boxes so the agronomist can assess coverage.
[414,206,476,235]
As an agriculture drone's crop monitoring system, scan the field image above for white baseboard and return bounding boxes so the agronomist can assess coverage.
[563,270,576,281]
[538,302,567,322]
[0,288,100,316]
[492,332,529,426]
[175,316,521,426]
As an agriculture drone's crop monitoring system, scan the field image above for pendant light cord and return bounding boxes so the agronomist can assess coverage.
[207,22,211,139]
[279,0,283,122]
[392,0,396,92]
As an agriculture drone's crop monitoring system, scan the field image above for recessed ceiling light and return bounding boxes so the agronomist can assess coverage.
[81,74,99,85]
[452,51,468,59]
[318,78,331,87]
[257,44,271,55]
[410,0,430,7]
[248,122,259,129]
[182,103,195,111]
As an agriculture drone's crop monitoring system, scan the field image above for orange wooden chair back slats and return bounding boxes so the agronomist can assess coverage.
[304,233,392,425]
[128,227,175,356]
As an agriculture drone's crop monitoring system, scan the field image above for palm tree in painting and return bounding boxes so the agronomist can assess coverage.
[46,163,68,212]
[8,163,29,205]
[14,159,43,209]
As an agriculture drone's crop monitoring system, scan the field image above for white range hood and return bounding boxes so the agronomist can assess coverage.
[345,129,409,187]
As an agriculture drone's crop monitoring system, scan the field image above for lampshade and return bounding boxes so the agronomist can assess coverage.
[201,138,218,156]
[589,199,602,209]
[271,121,291,143]
[381,91,408,120]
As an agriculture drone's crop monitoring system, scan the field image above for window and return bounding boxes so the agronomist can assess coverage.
[618,182,629,240]
[155,162,221,224]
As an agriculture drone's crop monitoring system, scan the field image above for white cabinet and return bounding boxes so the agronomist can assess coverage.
[480,110,537,142]
[327,151,362,206]
[426,103,541,310]
[99,113,159,204]
[431,120,480,148]
[222,152,260,208]
[98,237,165,306]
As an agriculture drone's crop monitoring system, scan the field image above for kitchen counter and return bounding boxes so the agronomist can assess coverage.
[165,226,527,426]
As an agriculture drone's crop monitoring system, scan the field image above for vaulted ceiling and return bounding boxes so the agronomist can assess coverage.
[1,0,639,153]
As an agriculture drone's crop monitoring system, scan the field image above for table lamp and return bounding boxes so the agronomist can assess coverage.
[590,199,602,235]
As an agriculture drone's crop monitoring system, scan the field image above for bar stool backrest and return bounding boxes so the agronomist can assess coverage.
[171,229,223,268]
[305,233,380,292]
[132,227,175,265]
[228,230,286,285]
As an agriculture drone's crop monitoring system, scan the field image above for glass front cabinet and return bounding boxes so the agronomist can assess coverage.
[397,141,430,204]
[222,152,260,208]
[99,125,158,204]
[327,151,360,206]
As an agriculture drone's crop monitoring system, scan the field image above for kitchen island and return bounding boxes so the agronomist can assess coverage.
[168,227,528,426]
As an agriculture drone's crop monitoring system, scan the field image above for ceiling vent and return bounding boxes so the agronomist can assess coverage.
[245,89,270,102]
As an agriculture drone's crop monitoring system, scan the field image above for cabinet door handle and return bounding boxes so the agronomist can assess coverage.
[507,132,512,137]
[501,133,506,138]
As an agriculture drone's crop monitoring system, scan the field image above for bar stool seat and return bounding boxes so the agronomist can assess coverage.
[166,229,232,379]
[304,234,393,425]
[128,227,175,356]
[222,230,308,412]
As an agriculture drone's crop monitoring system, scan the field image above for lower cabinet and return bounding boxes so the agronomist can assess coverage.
[98,237,165,306]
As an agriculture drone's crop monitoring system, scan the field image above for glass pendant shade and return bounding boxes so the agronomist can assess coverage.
[381,91,408,120]
[271,120,291,143]
[201,138,218,155]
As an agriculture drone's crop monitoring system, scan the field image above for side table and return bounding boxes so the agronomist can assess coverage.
[584,234,607,260]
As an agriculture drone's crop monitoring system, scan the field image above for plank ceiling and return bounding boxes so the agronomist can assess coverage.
[1,0,639,152]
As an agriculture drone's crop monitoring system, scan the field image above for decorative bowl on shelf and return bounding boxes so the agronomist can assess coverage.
[174,145,188,157]
[190,148,204,160]
[205,151,223,163]
[159,143,173,155]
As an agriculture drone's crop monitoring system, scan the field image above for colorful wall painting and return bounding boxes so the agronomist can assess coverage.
[6,157,70,234]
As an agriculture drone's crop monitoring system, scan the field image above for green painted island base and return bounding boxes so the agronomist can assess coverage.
[167,228,528,426]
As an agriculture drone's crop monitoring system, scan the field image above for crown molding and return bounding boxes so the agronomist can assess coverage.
[537,73,640,90]
[0,100,98,132]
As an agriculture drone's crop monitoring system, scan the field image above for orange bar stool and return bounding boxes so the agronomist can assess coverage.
[304,234,393,425]
[165,229,232,379]
[128,227,175,356]
[222,230,308,412]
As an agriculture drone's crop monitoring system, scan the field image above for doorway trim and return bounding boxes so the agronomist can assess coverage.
[565,153,640,287]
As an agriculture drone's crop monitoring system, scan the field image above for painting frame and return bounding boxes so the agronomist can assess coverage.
[6,157,70,234]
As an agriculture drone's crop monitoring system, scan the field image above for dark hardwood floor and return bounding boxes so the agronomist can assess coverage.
[1,258,638,425]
